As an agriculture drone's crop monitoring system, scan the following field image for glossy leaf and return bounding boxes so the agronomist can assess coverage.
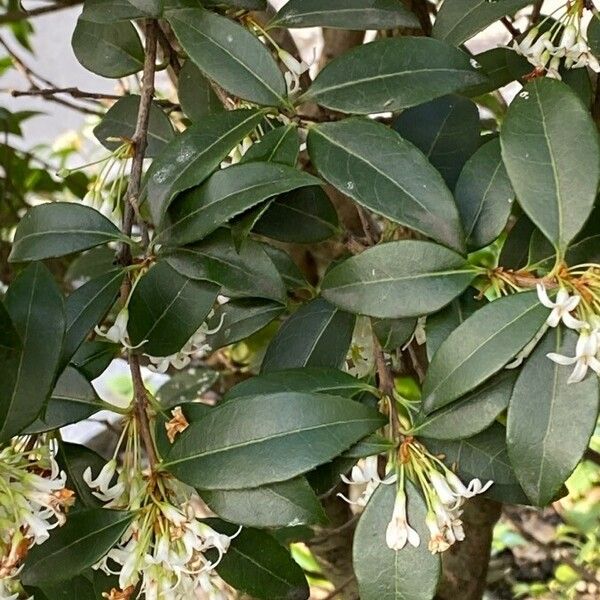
[354,482,440,600]
[393,94,480,189]
[1,264,65,442]
[241,124,299,166]
[164,391,385,489]
[144,108,265,225]
[164,229,287,302]
[254,186,339,244]
[372,317,417,352]
[262,298,356,372]
[178,60,224,121]
[262,245,308,291]
[168,8,287,107]
[270,0,419,29]
[433,0,532,46]
[304,37,485,114]
[0,303,21,433]
[308,119,465,251]
[61,270,124,367]
[498,214,536,270]
[70,341,119,381]
[322,241,476,319]
[128,261,219,356]
[158,162,320,246]
[226,367,370,400]
[81,0,149,22]
[94,96,174,158]
[507,328,600,506]
[500,79,599,254]
[9,203,125,262]
[21,509,134,586]
[415,371,516,440]
[200,477,327,528]
[156,369,218,409]
[71,18,144,78]
[423,291,548,412]
[456,138,515,250]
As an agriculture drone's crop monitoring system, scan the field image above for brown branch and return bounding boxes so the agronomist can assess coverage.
[0,0,82,25]
[9,86,122,102]
[501,17,521,39]
[584,447,600,466]
[130,353,159,467]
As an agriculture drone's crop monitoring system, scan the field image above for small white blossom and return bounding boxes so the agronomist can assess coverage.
[337,456,396,507]
[279,49,313,96]
[536,284,584,329]
[385,489,420,551]
[547,328,600,383]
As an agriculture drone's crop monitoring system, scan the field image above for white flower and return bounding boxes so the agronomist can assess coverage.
[546,56,562,79]
[429,471,457,507]
[547,329,600,383]
[84,459,117,493]
[385,489,420,551]
[536,284,584,329]
[425,511,450,554]
[513,27,540,56]
[279,49,312,96]
[95,307,139,348]
[445,472,494,500]
[514,29,553,69]
[147,351,191,374]
[337,456,396,507]
[565,35,600,71]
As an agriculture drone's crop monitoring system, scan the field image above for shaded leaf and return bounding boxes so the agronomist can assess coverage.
[372,317,417,352]
[241,124,299,166]
[178,60,224,121]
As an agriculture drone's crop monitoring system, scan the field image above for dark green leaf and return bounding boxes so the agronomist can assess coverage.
[393,94,480,189]
[65,246,116,285]
[500,78,599,254]
[94,96,174,158]
[206,299,285,350]
[463,48,522,97]
[456,138,515,250]
[507,328,599,506]
[0,303,22,437]
[308,119,465,252]
[71,18,144,78]
[587,13,600,57]
[21,509,134,586]
[262,298,355,372]
[254,186,339,244]
[32,576,96,600]
[158,162,319,246]
[81,0,152,22]
[200,477,327,528]
[322,241,476,319]
[61,270,124,367]
[270,0,419,29]
[128,261,219,356]
[128,0,164,16]
[226,367,370,400]
[372,317,416,352]
[164,391,385,489]
[168,8,287,107]
[343,433,395,458]
[423,291,548,412]
[414,370,516,440]
[9,203,125,262]
[432,0,532,46]
[241,124,300,166]
[262,245,308,291]
[2,264,65,442]
[156,368,218,408]
[163,229,287,302]
[498,214,536,270]
[304,37,485,114]
[70,341,119,380]
[354,482,440,600]
[144,108,265,225]
[178,60,224,121]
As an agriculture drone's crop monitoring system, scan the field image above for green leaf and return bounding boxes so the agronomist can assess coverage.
[206,299,285,350]
[422,291,548,413]
[128,261,219,356]
[463,48,523,97]
[587,13,600,57]
[308,119,465,252]
[61,270,124,368]
[304,37,485,114]
[70,341,119,381]
[498,214,536,270]
[71,18,144,78]
[164,391,385,489]
[241,124,300,166]
[208,522,310,600]
[158,162,320,246]
[322,241,476,319]
[424,422,529,504]
[393,94,480,189]
[414,370,516,440]
[0,303,22,433]
[226,367,370,400]
[128,0,164,15]
[32,576,96,600]
[163,229,287,302]
[270,0,419,29]
[372,318,417,352]
[178,60,224,121]
[507,328,600,506]
[1,264,65,442]
[156,368,218,408]
[21,509,134,587]
[262,298,356,372]
[9,203,124,262]
[500,78,599,254]
[354,482,440,600]
[262,245,308,291]
[343,433,396,458]
[456,138,515,250]
[200,477,327,528]
[167,8,287,107]
[65,247,116,285]
[144,108,265,225]
[254,186,339,244]
[94,96,174,158]
[432,0,532,46]
[81,0,153,22]
[26,367,103,433]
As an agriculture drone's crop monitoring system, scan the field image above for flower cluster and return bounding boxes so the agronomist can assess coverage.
[0,437,74,598]
[537,282,600,383]
[513,13,600,80]
[86,418,236,599]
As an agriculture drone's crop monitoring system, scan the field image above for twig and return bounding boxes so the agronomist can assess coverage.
[9,86,122,101]
[501,17,521,39]
[0,0,82,25]
[584,447,600,466]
